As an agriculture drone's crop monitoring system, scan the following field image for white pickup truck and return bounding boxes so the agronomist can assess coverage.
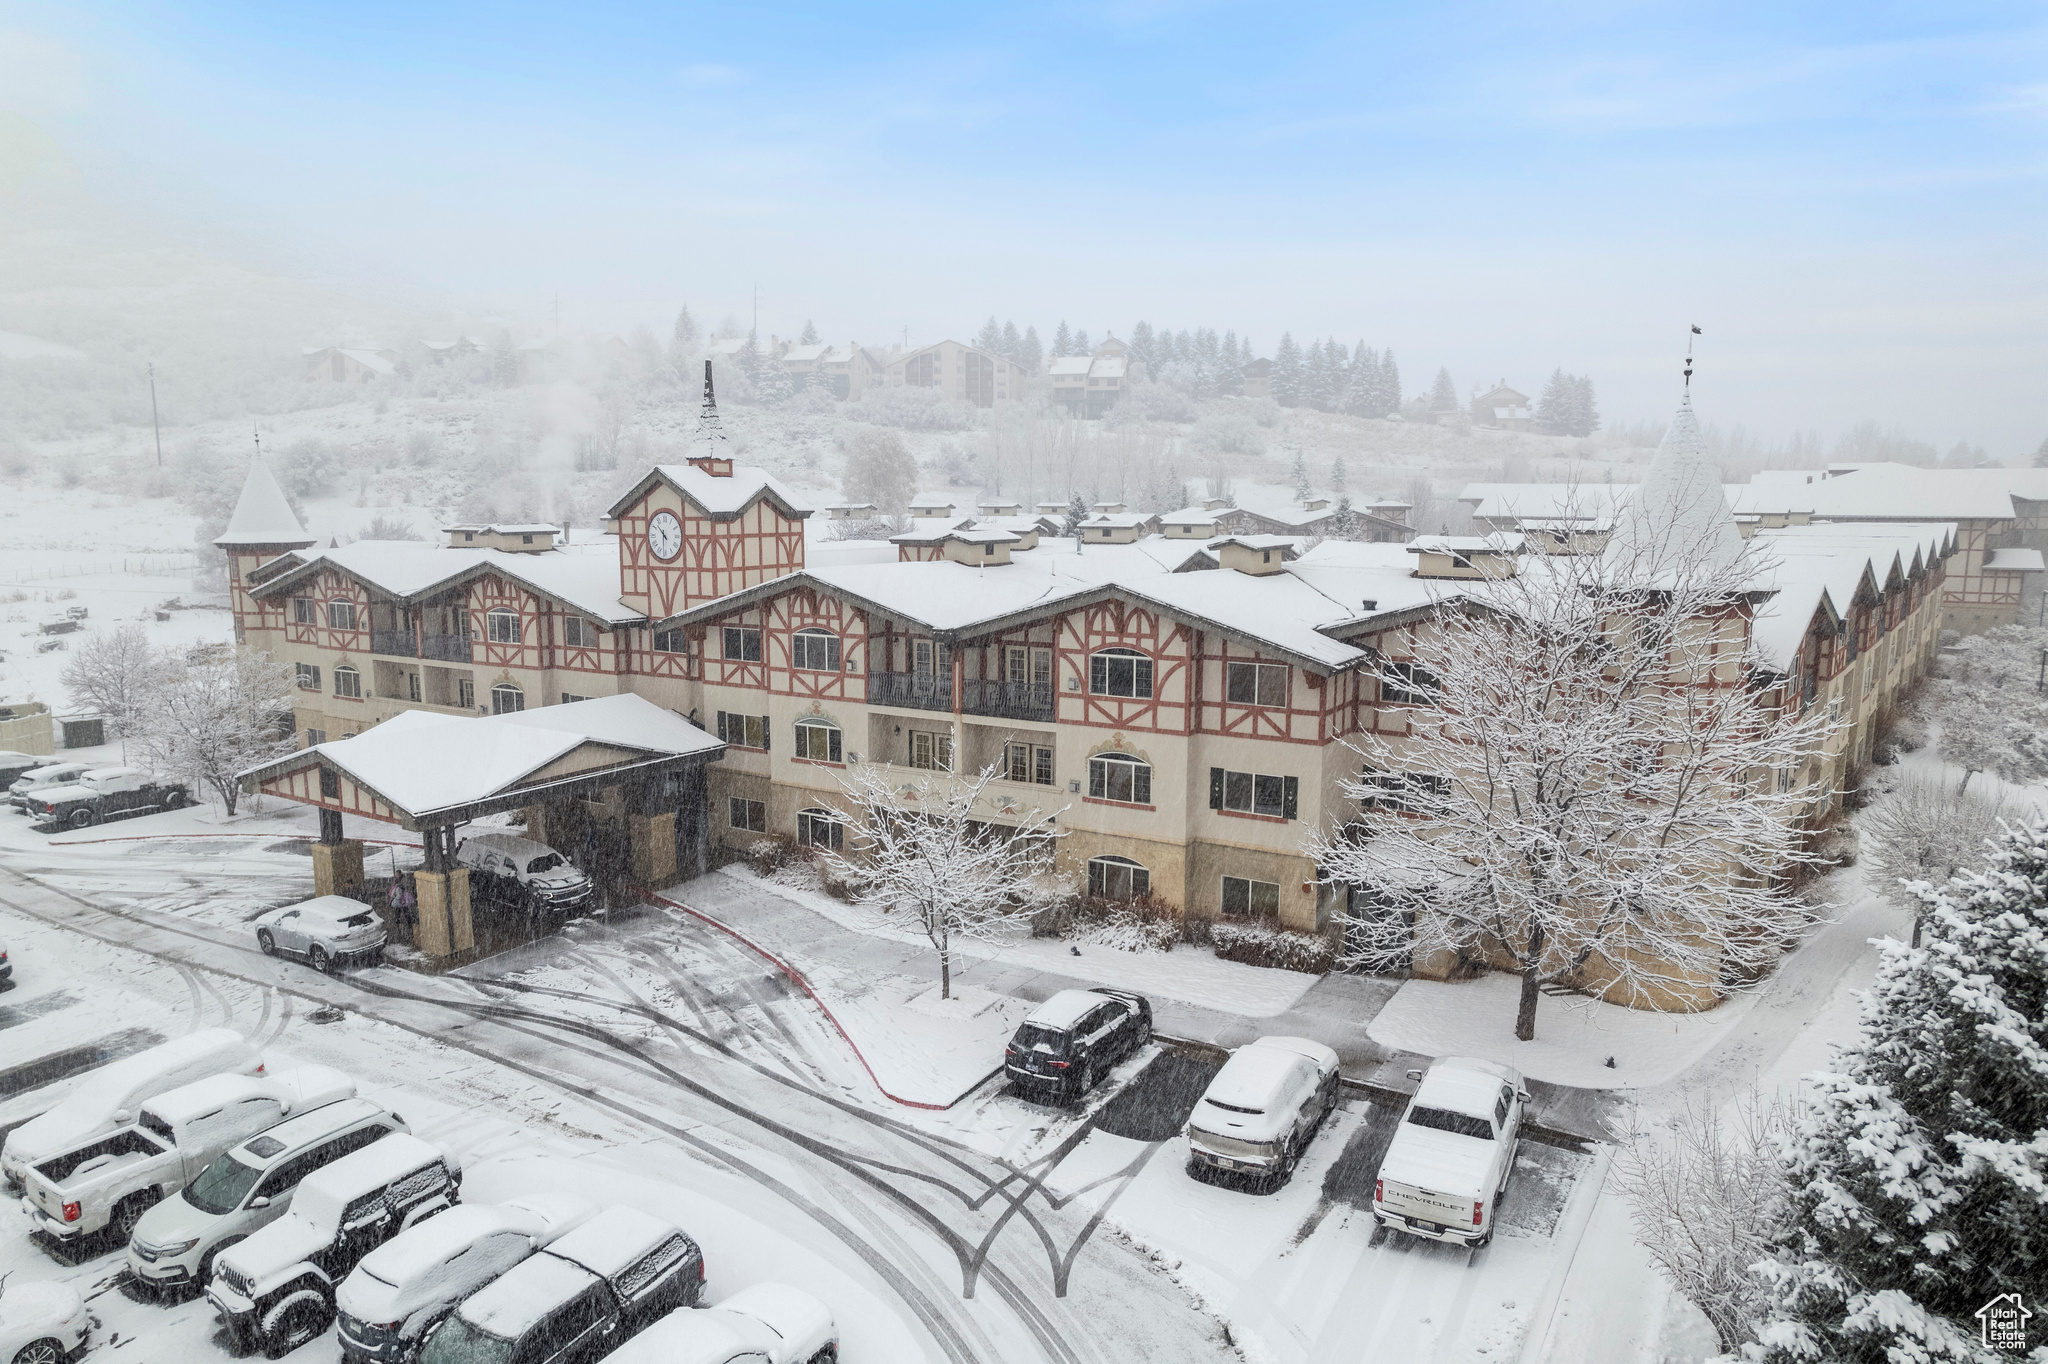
[1372,1056,1531,1250]
[19,1066,354,1245]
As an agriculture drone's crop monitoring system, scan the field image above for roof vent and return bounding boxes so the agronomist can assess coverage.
[1361,598,1377,612]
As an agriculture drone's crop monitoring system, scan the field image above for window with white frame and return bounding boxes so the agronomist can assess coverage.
[1221,875,1281,918]
[792,628,842,672]
[563,615,596,648]
[559,692,586,705]
[304,728,326,748]
[332,665,362,699]
[295,662,321,691]
[1225,660,1288,707]
[1088,855,1150,901]
[293,598,316,625]
[1088,752,1152,804]
[728,798,766,833]
[326,599,357,631]
[1381,661,1439,704]
[1089,648,1153,698]
[491,683,524,714]
[1005,646,1052,686]
[909,730,952,771]
[457,678,475,710]
[794,720,843,763]
[723,626,762,662]
[1209,767,1297,819]
[796,807,843,849]
[486,608,521,644]
[652,626,687,654]
[1005,741,1053,786]
[716,712,769,750]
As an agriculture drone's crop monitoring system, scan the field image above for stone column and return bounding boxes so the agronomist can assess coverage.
[628,812,678,888]
[521,802,548,846]
[310,841,365,898]
[413,867,474,958]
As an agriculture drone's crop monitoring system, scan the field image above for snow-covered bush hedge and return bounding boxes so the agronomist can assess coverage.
[849,385,979,432]
[1210,919,1334,974]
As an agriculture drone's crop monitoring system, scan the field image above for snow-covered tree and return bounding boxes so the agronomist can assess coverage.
[818,762,1069,998]
[799,318,820,346]
[755,355,795,407]
[975,316,1002,355]
[842,427,918,517]
[1536,368,1573,433]
[140,646,294,816]
[1271,333,1303,407]
[1072,328,1090,355]
[1860,770,2013,942]
[1000,319,1021,364]
[1051,321,1073,358]
[1615,1089,1790,1354]
[1568,374,1601,437]
[1291,449,1313,504]
[1217,331,1244,396]
[492,330,519,387]
[1308,410,1837,1039]
[1428,366,1458,415]
[668,306,700,372]
[1745,817,2048,1363]
[1018,325,1043,374]
[1377,349,1402,418]
[1934,624,2048,791]
[735,331,762,382]
[2032,435,2048,469]
[1127,321,1156,375]
[61,625,162,741]
[1064,491,1089,536]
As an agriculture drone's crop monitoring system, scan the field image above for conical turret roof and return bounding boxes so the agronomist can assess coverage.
[1604,393,1748,586]
[214,458,315,548]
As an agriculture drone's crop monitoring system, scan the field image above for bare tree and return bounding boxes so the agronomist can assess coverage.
[1858,770,2011,944]
[60,625,161,739]
[841,427,919,518]
[818,762,1070,998]
[139,647,295,816]
[1308,453,1837,1040]
[1612,1088,1789,1353]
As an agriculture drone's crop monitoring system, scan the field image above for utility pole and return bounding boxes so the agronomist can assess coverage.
[751,284,758,338]
[148,363,163,467]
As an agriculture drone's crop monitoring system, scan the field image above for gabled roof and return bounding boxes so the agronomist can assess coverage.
[603,462,812,522]
[215,460,315,548]
[246,540,640,624]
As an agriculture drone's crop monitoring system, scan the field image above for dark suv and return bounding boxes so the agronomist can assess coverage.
[1004,987,1152,1105]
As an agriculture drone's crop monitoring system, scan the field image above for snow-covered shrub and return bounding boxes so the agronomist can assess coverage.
[1114,381,1195,424]
[745,838,792,876]
[1052,895,1180,953]
[1209,919,1334,974]
[852,385,977,432]
[1857,771,2010,929]
[1189,409,1265,459]
[1932,623,2048,788]
[839,426,918,518]
[1744,819,2048,1362]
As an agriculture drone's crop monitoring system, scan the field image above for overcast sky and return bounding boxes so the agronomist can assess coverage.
[7,1,2045,451]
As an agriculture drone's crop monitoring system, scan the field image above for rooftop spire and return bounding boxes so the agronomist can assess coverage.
[688,358,734,474]
[1604,350,1747,585]
[213,453,315,549]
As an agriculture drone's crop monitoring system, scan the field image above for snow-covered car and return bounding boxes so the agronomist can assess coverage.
[0,752,58,789]
[335,1193,598,1364]
[1372,1057,1531,1249]
[7,763,87,812]
[609,1284,838,1364]
[1003,987,1153,1105]
[0,1280,90,1364]
[208,1134,462,1356]
[126,1097,408,1294]
[453,832,594,917]
[29,767,189,831]
[1185,1036,1341,1188]
[2,1028,263,1190]
[19,1065,354,1244]
[254,896,387,972]
[415,1206,705,1364]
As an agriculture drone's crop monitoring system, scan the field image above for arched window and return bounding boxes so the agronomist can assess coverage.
[326,599,357,631]
[486,608,521,645]
[1088,752,1151,805]
[794,718,842,763]
[491,683,525,714]
[331,665,362,700]
[796,807,844,850]
[1088,647,1153,698]
[1088,855,1150,901]
[792,628,841,672]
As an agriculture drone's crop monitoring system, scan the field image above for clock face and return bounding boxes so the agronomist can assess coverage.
[647,510,683,562]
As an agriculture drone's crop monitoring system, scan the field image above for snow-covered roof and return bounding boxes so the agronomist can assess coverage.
[215,460,314,548]
[291,1135,447,1225]
[1048,357,1092,377]
[1733,463,2031,522]
[1161,505,1222,525]
[909,492,957,509]
[238,693,724,824]
[1458,483,1630,525]
[1091,356,1127,378]
[1407,533,1524,555]
[1603,396,1750,585]
[1080,513,1153,530]
[889,525,1022,546]
[781,343,830,362]
[1745,521,1956,670]
[1027,989,1110,1030]
[461,1252,599,1338]
[1415,1057,1520,1119]
[248,539,638,624]
[546,1206,683,1281]
[331,348,395,375]
[1208,534,1300,555]
[600,461,812,522]
[1986,547,2045,572]
[1200,1042,1319,1115]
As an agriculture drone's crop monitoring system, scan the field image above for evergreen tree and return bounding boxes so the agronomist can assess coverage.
[1001,320,1021,364]
[1128,321,1156,375]
[976,316,1002,355]
[1019,326,1044,374]
[1568,375,1601,437]
[799,319,820,346]
[671,306,700,355]
[1536,368,1573,433]
[492,330,519,387]
[1052,321,1073,357]
[1302,339,1327,411]
[1378,349,1402,418]
[1073,329,1091,355]
[736,331,763,381]
[1343,344,1374,416]
[2033,436,2048,469]
[1218,331,1244,396]
[756,356,795,407]
[1747,819,2048,1362]
[1272,333,1304,407]
[1064,491,1090,536]
[1429,365,1457,414]
[1291,448,1313,504]
[1192,328,1221,399]
[1331,456,1347,498]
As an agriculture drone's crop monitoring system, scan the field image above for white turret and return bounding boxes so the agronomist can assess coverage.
[214,458,314,550]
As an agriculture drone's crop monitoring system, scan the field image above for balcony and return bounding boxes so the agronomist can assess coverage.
[962,679,1055,724]
[370,629,418,658]
[867,670,952,713]
[422,633,473,663]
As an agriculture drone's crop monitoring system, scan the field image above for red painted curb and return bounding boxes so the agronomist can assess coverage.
[629,883,999,1112]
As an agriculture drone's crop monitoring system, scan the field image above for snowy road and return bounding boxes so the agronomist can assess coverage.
[0,836,1236,1363]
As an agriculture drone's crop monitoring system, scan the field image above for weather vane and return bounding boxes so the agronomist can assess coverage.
[1684,324,1702,390]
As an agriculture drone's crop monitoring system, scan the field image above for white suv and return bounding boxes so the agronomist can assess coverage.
[454,832,593,917]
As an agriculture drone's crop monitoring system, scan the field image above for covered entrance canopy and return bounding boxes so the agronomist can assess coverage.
[239,694,725,957]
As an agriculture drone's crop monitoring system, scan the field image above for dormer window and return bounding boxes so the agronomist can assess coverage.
[486,608,521,644]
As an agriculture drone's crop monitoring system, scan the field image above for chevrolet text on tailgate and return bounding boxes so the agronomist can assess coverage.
[1371,1056,1532,1251]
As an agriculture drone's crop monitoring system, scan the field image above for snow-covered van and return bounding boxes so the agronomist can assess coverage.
[208,1134,462,1356]
[1,1028,263,1190]
[1184,1036,1341,1188]
[0,1278,91,1364]
[8,762,89,812]
[415,1206,705,1364]
[126,1097,408,1293]
[1372,1056,1531,1249]
[453,832,593,916]
[608,1284,839,1364]
[19,1065,354,1244]
[335,1193,598,1364]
